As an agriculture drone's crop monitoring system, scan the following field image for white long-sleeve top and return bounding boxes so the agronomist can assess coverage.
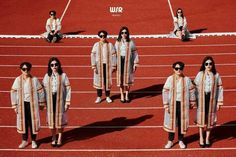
[46,18,61,32]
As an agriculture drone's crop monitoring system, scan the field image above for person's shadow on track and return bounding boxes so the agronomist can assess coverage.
[37,114,153,146]
[63,30,85,35]
[110,84,164,102]
[185,121,236,146]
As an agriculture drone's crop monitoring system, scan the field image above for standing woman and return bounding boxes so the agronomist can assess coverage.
[43,57,71,147]
[194,56,223,147]
[173,8,189,41]
[162,61,196,149]
[115,26,139,103]
[45,10,62,43]
[11,62,45,149]
[91,30,116,104]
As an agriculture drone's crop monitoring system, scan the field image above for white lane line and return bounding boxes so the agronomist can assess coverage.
[140,53,236,57]
[138,43,236,48]
[0,43,236,48]
[1,89,236,93]
[0,148,235,152]
[1,63,236,68]
[1,106,236,110]
[60,0,72,22]
[0,124,235,129]
[1,52,236,58]
[0,107,164,110]
[0,148,236,152]
[167,0,174,19]
[0,32,236,39]
[0,45,91,48]
[1,75,236,80]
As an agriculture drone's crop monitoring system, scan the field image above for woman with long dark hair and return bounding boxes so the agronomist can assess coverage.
[115,26,139,103]
[11,62,45,149]
[172,8,189,41]
[194,56,223,147]
[43,57,71,147]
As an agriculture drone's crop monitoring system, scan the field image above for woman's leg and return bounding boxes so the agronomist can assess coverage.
[23,102,30,142]
[199,127,204,146]
[55,32,62,42]
[205,129,211,147]
[176,31,182,39]
[125,86,130,102]
[120,56,126,102]
[204,93,211,146]
[164,132,174,149]
[19,102,30,148]
[57,128,64,146]
[28,107,37,148]
[120,86,125,102]
[51,93,57,146]
[51,129,57,146]
[47,33,53,42]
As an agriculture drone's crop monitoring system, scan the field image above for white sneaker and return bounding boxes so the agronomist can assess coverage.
[31,141,38,149]
[106,97,112,103]
[95,97,102,103]
[52,37,57,43]
[164,141,173,149]
[179,141,186,149]
[18,140,28,149]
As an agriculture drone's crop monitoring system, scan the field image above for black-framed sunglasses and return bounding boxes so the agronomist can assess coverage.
[51,63,58,67]
[121,31,128,35]
[174,67,183,71]
[50,14,55,16]
[205,62,213,66]
[99,34,106,38]
[177,11,182,13]
[21,67,29,72]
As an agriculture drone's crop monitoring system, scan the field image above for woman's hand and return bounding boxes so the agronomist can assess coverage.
[133,66,137,73]
[65,104,69,112]
[14,108,18,114]
[164,104,170,113]
[94,68,98,74]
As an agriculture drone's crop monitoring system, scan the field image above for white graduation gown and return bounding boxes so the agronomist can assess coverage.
[43,73,71,129]
[194,71,223,128]
[10,75,45,134]
[162,75,196,134]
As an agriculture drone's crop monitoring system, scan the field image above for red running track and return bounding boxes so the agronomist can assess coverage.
[0,0,236,157]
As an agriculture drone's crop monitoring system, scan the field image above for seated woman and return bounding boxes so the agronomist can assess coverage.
[172,8,190,41]
[45,10,63,43]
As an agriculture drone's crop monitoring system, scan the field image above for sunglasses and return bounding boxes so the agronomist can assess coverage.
[21,68,29,72]
[174,67,183,71]
[99,34,106,38]
[205,62,213,66]
[121,31,128,34]
[50,14,55,16]
[51,63,58,67]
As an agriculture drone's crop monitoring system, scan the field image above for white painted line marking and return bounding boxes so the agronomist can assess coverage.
[1,89,236,93]
[2,52,236,58]
[0,43,236,48]
[0,75,236,80]
[0,124,235,129]
[0,147,235,152]
[60,0,72,22]
[0,63,236,68]
[0,32,236,39]
[167,0,174,19]
[1,106,236,110]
